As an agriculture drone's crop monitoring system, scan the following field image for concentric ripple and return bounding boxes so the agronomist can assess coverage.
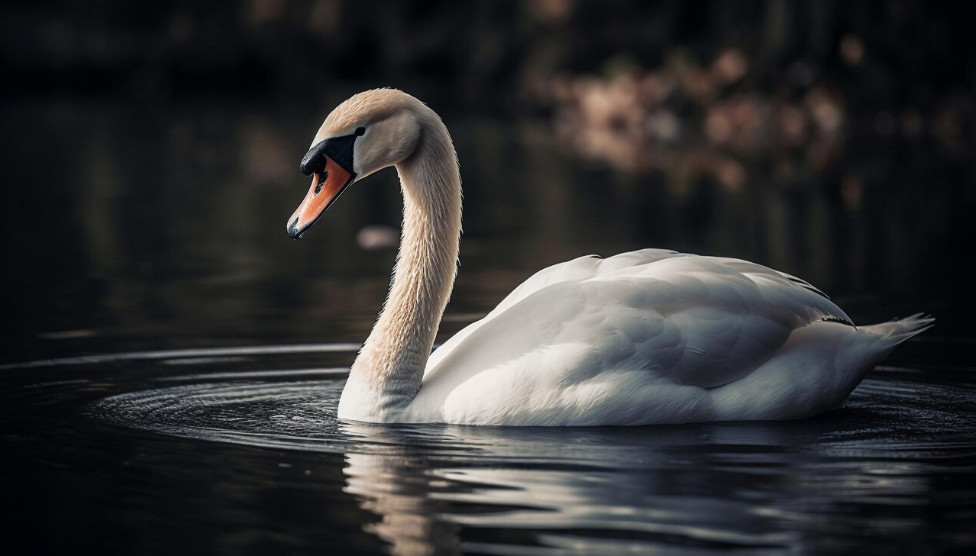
[89,369,976,463]
[84,365,976,553]
[9,342,975,555]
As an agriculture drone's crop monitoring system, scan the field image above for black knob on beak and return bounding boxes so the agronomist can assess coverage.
[301,142,328,176]
[300,133,359,177]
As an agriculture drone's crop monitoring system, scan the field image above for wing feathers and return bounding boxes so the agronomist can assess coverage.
[425,252,852,393]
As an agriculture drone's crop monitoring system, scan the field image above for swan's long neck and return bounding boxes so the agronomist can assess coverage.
[342,113,461,418]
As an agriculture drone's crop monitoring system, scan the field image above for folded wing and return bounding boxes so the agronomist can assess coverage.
[423,251,853,394]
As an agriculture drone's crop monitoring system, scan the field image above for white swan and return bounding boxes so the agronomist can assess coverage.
[287,89,932,426]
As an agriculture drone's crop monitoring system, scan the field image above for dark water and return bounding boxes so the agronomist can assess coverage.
[1,98,975,555]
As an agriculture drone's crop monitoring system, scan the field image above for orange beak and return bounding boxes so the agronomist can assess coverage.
[287,156,355,239]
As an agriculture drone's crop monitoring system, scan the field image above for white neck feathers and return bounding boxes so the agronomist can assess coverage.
[339,109,461,419]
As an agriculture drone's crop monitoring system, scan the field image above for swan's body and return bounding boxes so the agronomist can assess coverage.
[288,89,932,426]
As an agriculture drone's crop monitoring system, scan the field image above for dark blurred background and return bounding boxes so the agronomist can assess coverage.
[1,0,974,364]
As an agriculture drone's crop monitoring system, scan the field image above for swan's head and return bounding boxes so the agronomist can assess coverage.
[287,89,423,238]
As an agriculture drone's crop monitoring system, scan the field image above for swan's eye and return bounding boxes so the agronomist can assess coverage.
[355,127,366,136]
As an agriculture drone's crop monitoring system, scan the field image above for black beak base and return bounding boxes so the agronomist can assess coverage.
[300,132,358,177]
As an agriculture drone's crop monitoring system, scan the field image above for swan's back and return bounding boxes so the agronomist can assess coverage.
[426,249,850,381]
[409,250,923,425]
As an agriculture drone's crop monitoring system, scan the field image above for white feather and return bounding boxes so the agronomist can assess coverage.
[403,253,931,425]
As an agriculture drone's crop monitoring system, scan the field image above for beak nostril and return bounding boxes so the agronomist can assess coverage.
[313,170,329,195]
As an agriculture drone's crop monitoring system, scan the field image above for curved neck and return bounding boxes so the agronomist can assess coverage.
[347,114,461,414]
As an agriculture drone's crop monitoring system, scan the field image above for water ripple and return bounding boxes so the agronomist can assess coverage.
[63,352,976,554]
[89,372,976,463]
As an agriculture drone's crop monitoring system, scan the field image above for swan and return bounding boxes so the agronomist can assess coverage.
[286,88,932,426]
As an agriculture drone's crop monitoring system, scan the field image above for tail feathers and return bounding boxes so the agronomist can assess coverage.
[862,313,935,346]
[828,314,934,394]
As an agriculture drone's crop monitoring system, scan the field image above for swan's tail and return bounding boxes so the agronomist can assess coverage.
[830,313,935,399]
[861,313,935,354]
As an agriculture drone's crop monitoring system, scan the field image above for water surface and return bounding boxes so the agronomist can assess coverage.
[1,99,974,555]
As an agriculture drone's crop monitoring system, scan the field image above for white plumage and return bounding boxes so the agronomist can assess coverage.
[290,89,932,426]
[408,250,931,424]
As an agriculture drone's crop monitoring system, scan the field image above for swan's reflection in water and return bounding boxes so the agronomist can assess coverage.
[336,397,964,556]
[92,373,976,555]
[344,452,461,556]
